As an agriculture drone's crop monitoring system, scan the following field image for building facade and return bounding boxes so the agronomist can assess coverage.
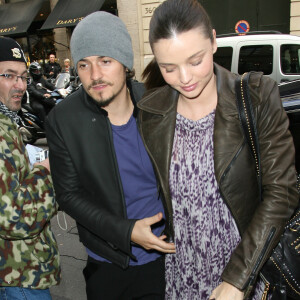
[0,0,299,81]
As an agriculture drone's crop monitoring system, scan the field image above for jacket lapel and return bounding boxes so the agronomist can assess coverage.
[138,64,245,191]
[138,86,178,214]
[213,65,245,184]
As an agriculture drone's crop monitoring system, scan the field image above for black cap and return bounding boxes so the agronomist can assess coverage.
[0,37,26,63]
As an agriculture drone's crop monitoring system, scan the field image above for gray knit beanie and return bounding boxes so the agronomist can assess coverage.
[70,11,133,70]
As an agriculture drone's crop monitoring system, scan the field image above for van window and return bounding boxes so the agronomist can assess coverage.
[238,45,273,75]
[214,46,233,71]
[280,44,300,74]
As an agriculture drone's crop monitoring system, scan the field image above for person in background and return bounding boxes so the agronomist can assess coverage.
[138,0,298,299]
[44,53,61,80]
[63,58,71,72]
[45,11,175,300]
[0,36,60,300]
[63,58,76,78]
[27,62,56,124]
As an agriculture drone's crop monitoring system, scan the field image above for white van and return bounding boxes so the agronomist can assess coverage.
[214,32,300,83]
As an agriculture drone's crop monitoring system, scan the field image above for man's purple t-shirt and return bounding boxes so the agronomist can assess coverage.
[87,114,165,265]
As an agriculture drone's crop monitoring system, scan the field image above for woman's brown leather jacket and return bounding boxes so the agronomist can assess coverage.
[137,64,298,296]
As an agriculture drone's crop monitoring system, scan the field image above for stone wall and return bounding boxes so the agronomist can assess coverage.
[117,0,165,80]
[117,0,142,80]
[291,0,300,36]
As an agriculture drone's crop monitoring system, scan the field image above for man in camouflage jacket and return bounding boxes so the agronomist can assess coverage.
[0,37,60,300]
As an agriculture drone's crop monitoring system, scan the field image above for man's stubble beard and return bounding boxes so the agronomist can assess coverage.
[89,78,126,108]
[94,93,114,108]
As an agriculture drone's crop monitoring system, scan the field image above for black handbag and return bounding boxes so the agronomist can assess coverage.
[235,72,300,300]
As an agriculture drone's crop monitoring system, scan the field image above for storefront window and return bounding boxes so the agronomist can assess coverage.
[15,32,56,68]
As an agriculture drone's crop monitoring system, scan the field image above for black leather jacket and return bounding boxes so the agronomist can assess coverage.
[28,76,55,106]
[137,64,298,295]
[45,80,145,269]
[44,62,61,79]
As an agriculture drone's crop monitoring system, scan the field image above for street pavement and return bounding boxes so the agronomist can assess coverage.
[50,212,88,300]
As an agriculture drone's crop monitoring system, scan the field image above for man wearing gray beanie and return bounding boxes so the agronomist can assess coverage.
[46,11,175,300]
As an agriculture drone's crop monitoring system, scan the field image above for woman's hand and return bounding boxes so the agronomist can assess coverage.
[209,282,244,300]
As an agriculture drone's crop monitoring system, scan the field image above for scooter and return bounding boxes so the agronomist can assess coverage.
[54,72,80,98]
[36,83,63,103]
[37,73,78,103]
[18,73,80,144]
[18,91,46,145]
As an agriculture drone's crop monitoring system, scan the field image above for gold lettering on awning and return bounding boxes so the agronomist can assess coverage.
[56,17,84,26]
[0,26,17,33]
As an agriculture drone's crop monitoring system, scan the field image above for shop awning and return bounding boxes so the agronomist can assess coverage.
[0,0,44,36]
[41,0,105,30]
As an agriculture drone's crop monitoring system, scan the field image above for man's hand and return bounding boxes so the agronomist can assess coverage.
[131,212,176,253]
[209,282,244,300]
[44,93,51,98]
[34,157,50,172]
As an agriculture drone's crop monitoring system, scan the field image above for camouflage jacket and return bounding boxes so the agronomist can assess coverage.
[0,113,61,289]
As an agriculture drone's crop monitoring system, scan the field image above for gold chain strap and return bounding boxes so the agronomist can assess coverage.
[240,73,260,177]
[269,256,300,296]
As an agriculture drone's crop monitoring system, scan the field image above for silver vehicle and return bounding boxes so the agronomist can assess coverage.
[214,32,300,83]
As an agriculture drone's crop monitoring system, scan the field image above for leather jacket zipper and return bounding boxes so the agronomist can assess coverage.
[219,144,244,233]
[243,227,276,295]
[220,142,243,182]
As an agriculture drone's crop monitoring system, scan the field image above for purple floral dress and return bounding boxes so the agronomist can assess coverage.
[165,111,270,300]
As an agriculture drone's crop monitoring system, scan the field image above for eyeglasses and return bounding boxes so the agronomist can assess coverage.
[0,73,31,85]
